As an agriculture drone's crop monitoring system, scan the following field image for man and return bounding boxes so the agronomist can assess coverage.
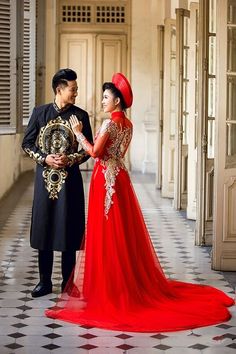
[22,68,93,297]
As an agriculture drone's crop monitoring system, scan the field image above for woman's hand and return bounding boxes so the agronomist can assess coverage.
[69,115,83,135]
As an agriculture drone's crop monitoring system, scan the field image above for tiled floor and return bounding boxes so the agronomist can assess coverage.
[0,171,235,354]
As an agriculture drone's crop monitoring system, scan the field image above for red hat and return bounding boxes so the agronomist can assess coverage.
[112,73,133,108]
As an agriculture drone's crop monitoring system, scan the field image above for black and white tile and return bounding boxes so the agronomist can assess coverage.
[0,171,235,353]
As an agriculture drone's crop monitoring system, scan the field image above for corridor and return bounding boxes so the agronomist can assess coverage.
[0,171,235,354]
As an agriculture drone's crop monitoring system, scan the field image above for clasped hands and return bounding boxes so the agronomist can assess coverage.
[45,115,83,169]
[45,153,69,169]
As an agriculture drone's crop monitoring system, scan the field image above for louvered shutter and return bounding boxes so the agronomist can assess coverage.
[23,0,36,126]
[0,0,11,126]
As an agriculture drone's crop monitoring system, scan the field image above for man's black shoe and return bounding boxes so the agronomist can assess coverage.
[31,281,52,298]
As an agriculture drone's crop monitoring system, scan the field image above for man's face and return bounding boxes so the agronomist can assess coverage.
[57,80,78,105]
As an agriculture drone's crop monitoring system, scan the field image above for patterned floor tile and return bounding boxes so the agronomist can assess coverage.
[0,171,235,354]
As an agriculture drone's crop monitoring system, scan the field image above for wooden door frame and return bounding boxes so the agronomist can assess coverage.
[212,0,236,270]
[174,8,190,210]
[162,18,176,199]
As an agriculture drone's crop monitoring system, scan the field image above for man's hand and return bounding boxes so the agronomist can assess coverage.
[45,154,69,169]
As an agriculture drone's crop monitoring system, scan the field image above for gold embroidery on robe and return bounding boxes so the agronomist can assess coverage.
[39,116,75,198]
[39,116,75,155]
[42,168,68,199]
[24,148,45,165]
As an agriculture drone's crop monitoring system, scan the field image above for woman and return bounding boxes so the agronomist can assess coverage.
[46,73,234,332]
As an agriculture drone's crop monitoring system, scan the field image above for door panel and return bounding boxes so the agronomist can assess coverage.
[95,34,127,130]
[156,25,164,189]
[60,33,94,116]
[60,34,95,170]
[59,33,127,169]
[174,9,190,210]
[187,2,198,220]
[195,1,216,245]
[162,19,176,198]
[213,0,236,270]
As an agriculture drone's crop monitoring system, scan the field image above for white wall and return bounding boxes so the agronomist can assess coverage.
[130,0,164,172]
[0,134,33,200]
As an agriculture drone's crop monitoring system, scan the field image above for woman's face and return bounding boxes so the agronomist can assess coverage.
[102,89,119,113]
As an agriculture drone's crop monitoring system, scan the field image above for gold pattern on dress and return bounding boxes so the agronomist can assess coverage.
[100,121,132,217]
[24,148,45,165]
[42,168,68,199]
[101,159,123,217]
[38,116,77,198]
[106,121,132,159]
[39,116,75,154]
[76,118,132,216]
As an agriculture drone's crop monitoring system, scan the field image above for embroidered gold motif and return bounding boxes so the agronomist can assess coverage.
[24,148,45,165]
[67,151,87,166]
[38,116,78,198]
[39,116,75,154]
[42,168,68,199]
[101,159,122,217]
[100,121,132,217]
[76,119,132,216]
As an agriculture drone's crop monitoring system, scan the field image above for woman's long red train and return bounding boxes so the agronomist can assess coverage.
[46,164,234,332]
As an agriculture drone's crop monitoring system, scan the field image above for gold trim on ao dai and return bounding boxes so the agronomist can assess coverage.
[76,118,132,216]
[99,121,132,217]
[39,116,75,199]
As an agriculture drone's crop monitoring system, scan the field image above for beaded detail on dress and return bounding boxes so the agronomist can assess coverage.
[99,120,132,217]
[76,112,132,217]
[76,115,132,217]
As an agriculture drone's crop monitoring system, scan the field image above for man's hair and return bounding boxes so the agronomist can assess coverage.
[52,68,77,94]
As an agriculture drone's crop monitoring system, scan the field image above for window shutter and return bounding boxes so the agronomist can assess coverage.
[0,0,11,126]
[23,0,36,126]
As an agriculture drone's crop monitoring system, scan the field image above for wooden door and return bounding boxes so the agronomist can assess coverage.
[162,19,176,198]
[60,32,127,168]
[213,0,236,270]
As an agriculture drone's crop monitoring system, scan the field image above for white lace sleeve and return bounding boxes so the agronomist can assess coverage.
[99,119,112,137]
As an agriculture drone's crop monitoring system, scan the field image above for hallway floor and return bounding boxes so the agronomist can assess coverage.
[0,171,235,354]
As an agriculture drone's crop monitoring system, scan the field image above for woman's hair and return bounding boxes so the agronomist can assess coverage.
[102,82,127,111]
[52,68,77,94]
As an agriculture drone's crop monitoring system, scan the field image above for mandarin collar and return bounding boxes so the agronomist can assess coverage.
[53,101,72,113]
[111,111,125,119]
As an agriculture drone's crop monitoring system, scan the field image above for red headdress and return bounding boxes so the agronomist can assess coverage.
[112,73,133,108]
